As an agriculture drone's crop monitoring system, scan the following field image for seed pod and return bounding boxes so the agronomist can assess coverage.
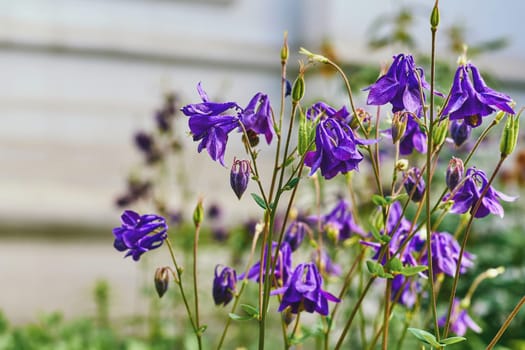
[292,75,305,103]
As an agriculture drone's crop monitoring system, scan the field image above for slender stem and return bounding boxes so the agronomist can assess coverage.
[165,239,198,337]
[443,156,507,337]
[382,278,392,350]
[334,277,376,350]
[192,224,203,349]
[288,312,302,349]
[486,296,525,350]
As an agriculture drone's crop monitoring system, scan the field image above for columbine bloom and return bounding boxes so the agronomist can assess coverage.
[272,263,340,315]
[241,242,292,287]
[312,199,365,242]
[230,158,251,199]
[441,63,514,127]
[113,210,168,261]
[404,167,425,202]
[181,83,240,165]
[399,115,427,155]
[306,101,350,122]
[365,53,438,115]
[449,120,472,147]
[283,220,309,251]
[304,118,374,180]
[391,275,420,309]
[422,232,474,277]
[213,265,237,306]
[239,93,274,144]
[446,167,517,218]
[438,299,482,336]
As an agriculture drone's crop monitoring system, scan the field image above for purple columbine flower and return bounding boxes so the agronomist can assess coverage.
[283,220,309,251]
[240,242,292,287]
[213,265,237,306]
[421,232,474,277]
[441,63,514,127]
[446,167,517,218]
[399,115,427,155]
[230,158,251,199]
[304,118,375,180]
[312,199,365,242]
[446,157,464,191]
[181,83,241,165]
[450,120,472,147]
[404,167,426,202]
[113,210,168,261]
[272,262,340,316]
[306,101,350,122]
[239,92,274,144]
[438,299,482,336]
[391,275,421,309]
[365,53,439,115]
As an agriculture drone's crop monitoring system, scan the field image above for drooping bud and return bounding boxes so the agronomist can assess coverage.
[154,266,171,298]
[446,157,464,191]
[430,2,440,29]
[404,167,426,202]
[450,120,471,147]
[432,119,449,148]
[213,265,237,306]
[500,114,520,157]
[230,158,251,199]
[391,112,408,143]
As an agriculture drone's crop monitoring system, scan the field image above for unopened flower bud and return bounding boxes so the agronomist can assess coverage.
[193,198,204,227]
[450,120,471,147]
[500,114,520,157]
[395,159,409,172]
[391,112,407,143]
[324,223,340,243]
[154,267,170,298]
[230,158,251,199]
[430,3,440,29]
[292,75,305,103]
[446,157,464,191]
[404,167,425,202]
[281,32,289,63]
[350,108,371,130]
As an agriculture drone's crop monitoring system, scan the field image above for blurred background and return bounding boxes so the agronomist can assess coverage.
[1,0,525,347]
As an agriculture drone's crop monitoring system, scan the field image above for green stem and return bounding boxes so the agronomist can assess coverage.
[192,224,203,349]
[443,155,507,338]
[486,296,525,350]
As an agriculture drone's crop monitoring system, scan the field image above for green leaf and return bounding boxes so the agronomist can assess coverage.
[240,304,259,318]
[372,194,388,207]
[379,234,391,244]
[228,313,253,321]
[408,328,442,347]
[250,193,267,210]
[387,257,403,272]
[370,225,383,242]
[298,109,315,155]
[366,260,382,275]
[440,336,466,346]
[400,265,428,277]
[283,177,300,191]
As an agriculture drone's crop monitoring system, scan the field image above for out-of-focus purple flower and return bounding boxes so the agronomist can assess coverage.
[212,227,228,242]
[239,93,274,144]
[391,275,420,308]
[213,265,237,306]
[115,179,152,208]
[283,220,309,251]
[284,79,292,97]
[450,120,472,147]
[404,167,426,202]
[399,115,427,155]
[312,249,342,277]
[240,242,292,287]
[304,118,374,180]
[230,158,251,199]
[438,299,482,336]
[421,232,474,277]
[365,54,439,116]
[312,199,365,242]
[135,131,154,153]
[167,210,183,225]
[181,83,241,165]
[271,263,340,315]
[446,167,517,218]
[306,102,350,123]
[207,203,222,220]
[446,157,464,191]
[441,63,514,127]
[113,210,168,261]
